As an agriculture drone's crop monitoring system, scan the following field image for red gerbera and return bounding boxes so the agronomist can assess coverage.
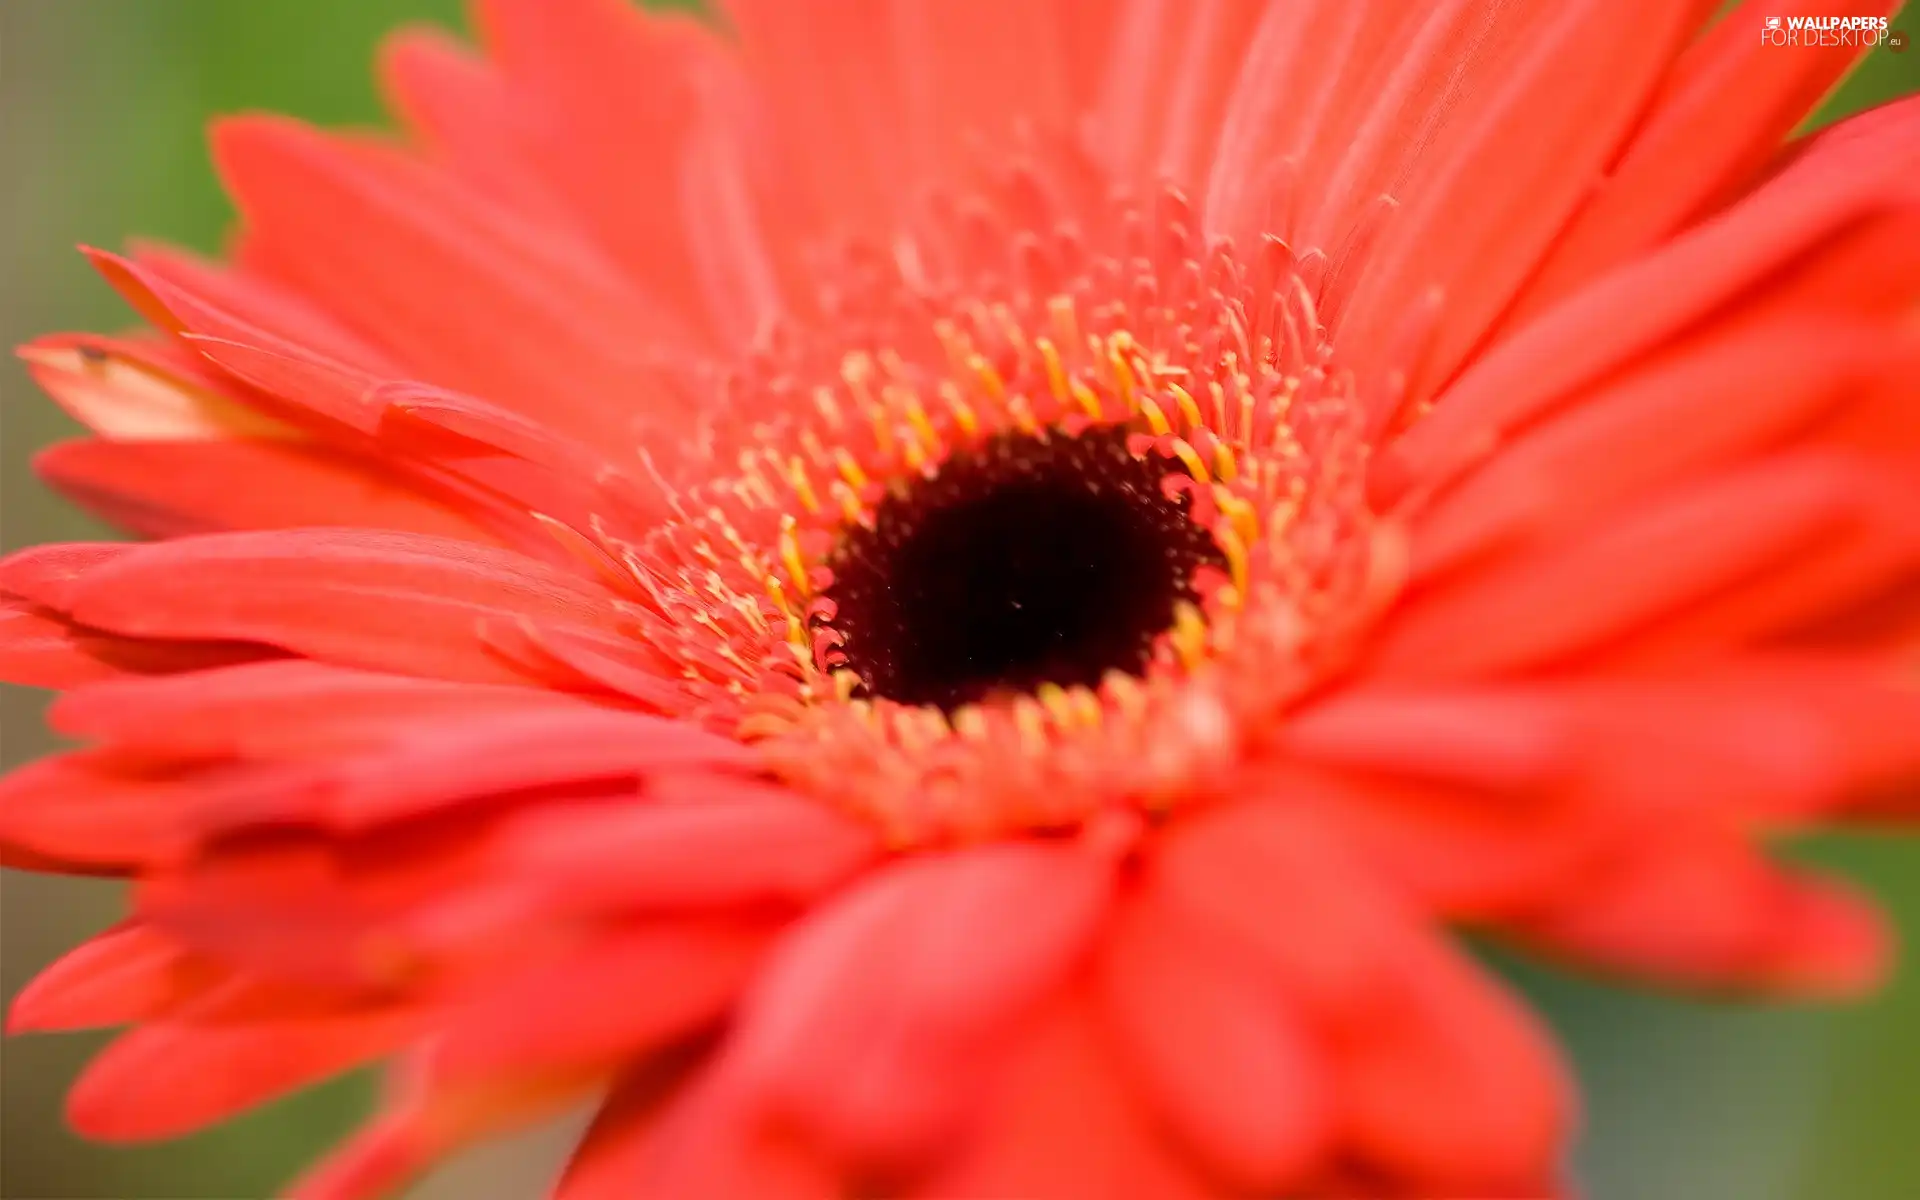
[6,0,1920,1196]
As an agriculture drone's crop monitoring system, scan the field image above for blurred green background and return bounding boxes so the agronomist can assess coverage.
[1,3,1917,1197]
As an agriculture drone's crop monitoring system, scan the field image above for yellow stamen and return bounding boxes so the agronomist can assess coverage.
[1213,522,1251,594]
[1108,333,1140,411]
[1007,393,1040,436]
[832,669,864,702]
[939,380,980,439]
[786,456,822,514]
[1168,381,1203,431]
[901,389,938,450]
[1070,379,1104,421]
[1212,441,1239,483]
[952,704,991,742]
[969,353,1007,403]
[835,448,869,491]
[779,514,812,597]
[812,385,846,430]
[1037,336,1070,406]
[1138,396,1172,437]
[1169,600,1209,671]
[1169,438,1210,484]
[1215,489,1260,548]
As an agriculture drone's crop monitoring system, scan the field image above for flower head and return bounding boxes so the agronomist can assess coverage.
[6,1,1920,1197]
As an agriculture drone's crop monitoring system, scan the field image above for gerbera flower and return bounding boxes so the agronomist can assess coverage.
[6,0,1920,1195]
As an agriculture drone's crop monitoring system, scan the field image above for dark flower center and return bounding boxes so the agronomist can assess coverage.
[823,426,1224,712]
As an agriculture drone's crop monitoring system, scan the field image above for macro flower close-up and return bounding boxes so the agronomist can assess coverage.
[2,0,1919,1196]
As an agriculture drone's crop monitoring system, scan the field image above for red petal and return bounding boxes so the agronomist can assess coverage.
[1150,800,1416,1016]
[433,919,769,1081]
[1097,891,1331,1192]
[1147,801,1570,1188]
[1406,314,1898,584]
[79,248,396,437]
[921,996,1211,1200]
[1275,766,1602,917]
[68,1009,423,1141]
[501,780,879,914]
[730,842,1114,1172]
[1206,1,1430,248]
[1372,453,1920,679]
[57,528,629,685]
[0,543,135,609]
[305,707,751,831]
[1337,940,1570,1192]
[18,334,289,440]
[1379,95,1920,506]
[51,659,593,760]
[212,115,699,445]
[720,0,900,235]
[553,1063,839,1200]
[1279,686,1571,792]
[1327,0,1708,400]
[1519,837,1889,996]
[471,0,760,339]
[487,620,691,710]
[0,601,268,689]
[133,242,406,376]
[0,751,193,867]
[289,1052,600,1200]
[135,828,510,990]
[377,28,572,226]
[1511,0,1901,316]
[36,436,506,544]
[7,924,198,1033]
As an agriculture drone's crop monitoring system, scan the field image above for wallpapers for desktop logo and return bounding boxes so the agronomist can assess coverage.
[1760,14,1895,46]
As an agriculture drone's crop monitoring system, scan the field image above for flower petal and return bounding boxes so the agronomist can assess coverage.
[1097,889,1332,1193]
[500,780,880,914]
[1406,314,1902,584]
[921,997,1212,1200]
[212,114,700,443]
[1147,800,1570,1188]
[1372,453,1920,679]
[294,707,750,832]
[68,1009,423,1141]
[1150,800,1414,1014]
[53,528,628,685]
[287,1052,601,1200]
[377,27,573,227]
[7,925,197,1033]
[432,920,770,1082]
[50,659,594,760]
[1378,91,1920,505]
[471,0,770,340]
[36,436,506,544]
[551,1063,839,1200]
[729,842,1115,1172]
[0,752,194,867]
[0,601,268,689]
[1337,934,1570,1191]
[1510,0,1901,316]
[1328,0,1709,400]
[1518,837,1890,996]
[18,334,289,440]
